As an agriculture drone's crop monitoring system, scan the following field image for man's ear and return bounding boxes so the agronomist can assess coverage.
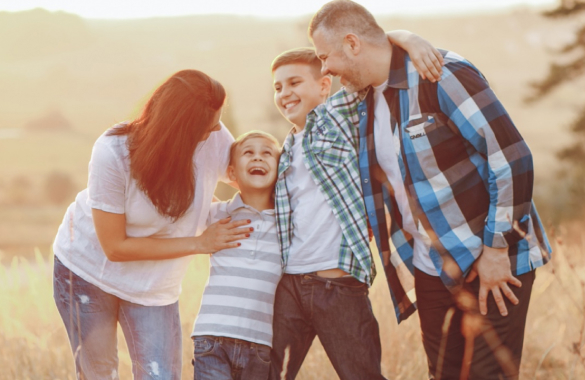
[227,165,237,182]
[320,75,332,96]
[343,33,361,56]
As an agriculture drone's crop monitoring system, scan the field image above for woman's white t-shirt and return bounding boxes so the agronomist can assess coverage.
[53,123,234,306]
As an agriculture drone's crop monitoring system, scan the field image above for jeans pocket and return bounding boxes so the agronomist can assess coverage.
[255,344,271,364]
[336,283,368,297]
[193,336,215,357]
[53,259,103,313]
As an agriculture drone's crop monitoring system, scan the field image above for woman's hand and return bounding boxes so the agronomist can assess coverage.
[196,217,252,254]
[386,30,444,82]
[92,209,252,262]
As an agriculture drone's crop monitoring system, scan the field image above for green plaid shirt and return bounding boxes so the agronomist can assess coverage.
[275,94,376,285]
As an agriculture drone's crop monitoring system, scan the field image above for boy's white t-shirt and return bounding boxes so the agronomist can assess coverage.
[53,123,234,306]
[285,130,342,273]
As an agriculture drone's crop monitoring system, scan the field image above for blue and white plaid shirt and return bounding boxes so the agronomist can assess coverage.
[309,46,552,323]
[275,103,376,286]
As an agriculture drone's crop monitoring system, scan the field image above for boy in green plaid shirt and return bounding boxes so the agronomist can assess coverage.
[268,34,442,380]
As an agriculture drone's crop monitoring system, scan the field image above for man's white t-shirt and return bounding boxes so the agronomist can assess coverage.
[53,123,234,306]
[373,82,437,276]
[285,131,342,273]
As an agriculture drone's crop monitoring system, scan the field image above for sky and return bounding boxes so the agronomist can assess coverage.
[0,0,557,19]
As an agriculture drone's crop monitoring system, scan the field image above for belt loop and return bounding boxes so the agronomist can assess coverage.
[326,280,332,290]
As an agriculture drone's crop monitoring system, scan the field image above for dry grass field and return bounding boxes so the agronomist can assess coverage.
[0,225,583,379]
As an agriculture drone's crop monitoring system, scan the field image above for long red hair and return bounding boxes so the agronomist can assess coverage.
[109,69,226,221]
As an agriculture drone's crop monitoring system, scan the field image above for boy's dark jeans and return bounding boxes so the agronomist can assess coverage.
[415,268,535,380]
[193,335,271,380]
[269,273,386,380]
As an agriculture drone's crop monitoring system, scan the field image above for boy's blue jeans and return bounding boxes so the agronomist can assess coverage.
[269,273,386,380]
[192,335,271,380]
[53,256,182,379]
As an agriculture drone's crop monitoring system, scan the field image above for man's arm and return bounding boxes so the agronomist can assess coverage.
[436,59,533,316]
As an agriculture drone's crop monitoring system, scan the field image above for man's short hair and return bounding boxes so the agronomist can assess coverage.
[308,0,386,45]
[229,131,281,165]
[271,47,323,79]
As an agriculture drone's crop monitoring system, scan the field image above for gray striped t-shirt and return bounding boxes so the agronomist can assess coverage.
[191,193,282,347]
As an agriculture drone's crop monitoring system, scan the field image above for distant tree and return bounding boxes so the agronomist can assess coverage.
[44,171,77,205]
[528,0,585,220]
[0,8,93,61]
[8,176,32,205]
[25,109,73,132]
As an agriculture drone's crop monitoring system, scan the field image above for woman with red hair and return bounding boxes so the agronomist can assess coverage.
[52,69,250,379]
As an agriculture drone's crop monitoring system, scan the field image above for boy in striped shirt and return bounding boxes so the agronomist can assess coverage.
[191,131,282,380]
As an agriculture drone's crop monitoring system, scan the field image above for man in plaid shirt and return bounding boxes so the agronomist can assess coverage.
[308,1,552,379]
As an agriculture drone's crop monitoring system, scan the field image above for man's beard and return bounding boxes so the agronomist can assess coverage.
[340,55,368,93]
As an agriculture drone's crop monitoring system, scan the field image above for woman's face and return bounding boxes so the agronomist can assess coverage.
[201,107,223,141]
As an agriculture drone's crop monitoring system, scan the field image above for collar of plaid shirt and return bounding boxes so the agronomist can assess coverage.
[275,112,376,286]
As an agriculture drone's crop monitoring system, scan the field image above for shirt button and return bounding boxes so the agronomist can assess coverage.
[364,179,369,183]
[361,112,366,116]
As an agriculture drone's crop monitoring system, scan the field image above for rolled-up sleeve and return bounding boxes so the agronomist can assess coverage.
[87,140,126,214]
[437,61,534,249]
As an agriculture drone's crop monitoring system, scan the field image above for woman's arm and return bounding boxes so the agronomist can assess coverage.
[386,30,444,82]
[92,209,252,262]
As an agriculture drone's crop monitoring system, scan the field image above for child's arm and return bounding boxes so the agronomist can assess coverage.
[386,30,444,82]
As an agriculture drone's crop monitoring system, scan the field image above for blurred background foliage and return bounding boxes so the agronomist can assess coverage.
[528,0,585,222]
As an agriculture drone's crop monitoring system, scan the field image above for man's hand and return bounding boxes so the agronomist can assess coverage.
[465,245,522,317]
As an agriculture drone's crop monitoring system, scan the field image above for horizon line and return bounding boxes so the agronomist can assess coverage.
[0,3,555,21]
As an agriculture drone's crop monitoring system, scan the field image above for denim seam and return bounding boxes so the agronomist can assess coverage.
[119,306,148,376]
[336,285,368,297]
[309,284,314,320]
[171,308,180,378]
[254,345,271,364]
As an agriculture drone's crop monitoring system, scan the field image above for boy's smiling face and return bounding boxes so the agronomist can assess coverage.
[273,63,331,131]
[228,137,280,192]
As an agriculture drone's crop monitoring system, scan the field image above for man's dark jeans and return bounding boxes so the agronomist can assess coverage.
[415,269,536,380]
[269,273,386,380]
